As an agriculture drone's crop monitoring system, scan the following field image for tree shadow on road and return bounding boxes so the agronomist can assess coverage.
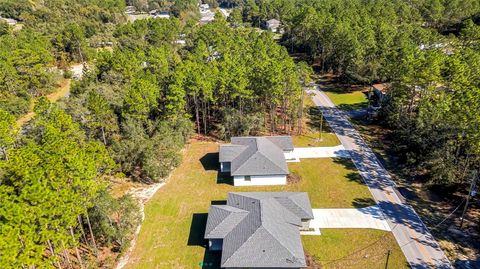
[351,198,376,208]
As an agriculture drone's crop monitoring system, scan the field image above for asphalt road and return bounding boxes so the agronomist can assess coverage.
[309,88,453,269]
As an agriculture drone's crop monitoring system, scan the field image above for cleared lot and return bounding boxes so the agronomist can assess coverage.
[122,139,408,269]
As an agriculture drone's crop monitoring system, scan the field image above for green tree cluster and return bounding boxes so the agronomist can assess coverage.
[66,17,304,182]
[229,0,479,83]
[0,101,142,268]
[66,18,193,183]
[383,20,480,188]
[0,30,54,116]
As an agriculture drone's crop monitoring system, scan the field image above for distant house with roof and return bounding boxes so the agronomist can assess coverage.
[204,192,314,268]
[265,18,281,33]
[219,136,294,186]
[199,4,215,24]
[150,10,170,19]
[370,83,391,104]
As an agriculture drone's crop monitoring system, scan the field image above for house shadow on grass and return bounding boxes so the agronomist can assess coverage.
[337,101,369,112]
[187,213,208,247]
[200,153,219,171]
[217,172,233,185]
[188,213,222,269]
[200,152,234,186]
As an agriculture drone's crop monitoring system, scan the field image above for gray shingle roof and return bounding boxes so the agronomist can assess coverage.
[204,192,314,268]
[218,144,246,162]
[205,205,249,239]
[219,136,293,176]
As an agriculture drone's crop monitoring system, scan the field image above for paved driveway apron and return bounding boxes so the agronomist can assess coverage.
[310,206,391,231]
[285,145,349,162]
[308,88,453,269]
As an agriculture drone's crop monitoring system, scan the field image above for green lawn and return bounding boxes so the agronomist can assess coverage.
[324,90,369,111]
[303,229,408,269]
[123,141,408,269]
[295,93,341,147]
[293,132,340,147]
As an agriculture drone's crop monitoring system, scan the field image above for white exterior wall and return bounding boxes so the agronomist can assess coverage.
[284,150,300,163]
[300,220,311,230]
[233,175,286,186]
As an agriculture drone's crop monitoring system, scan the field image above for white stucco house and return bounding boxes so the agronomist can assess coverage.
[204,192,314,268]
[219,136,294,186]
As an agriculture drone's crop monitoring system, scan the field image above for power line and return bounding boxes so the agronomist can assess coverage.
[460,170,478,229]
[316,197,466,267]
[398,198,466,249]
[319,224,399,265]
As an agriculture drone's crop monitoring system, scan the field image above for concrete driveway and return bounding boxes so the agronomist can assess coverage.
[285,145,350,162]
[309,206,391,231]
[308,88,453,268]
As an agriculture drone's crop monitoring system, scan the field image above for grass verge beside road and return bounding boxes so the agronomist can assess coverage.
[303,229,408,269]
[123,139,407,269]
[324,90,369,111]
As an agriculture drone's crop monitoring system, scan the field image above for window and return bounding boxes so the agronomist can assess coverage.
[245,176,251,182]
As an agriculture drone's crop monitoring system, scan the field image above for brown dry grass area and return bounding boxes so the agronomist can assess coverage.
[47,79,71,102]
[16,79,71,126]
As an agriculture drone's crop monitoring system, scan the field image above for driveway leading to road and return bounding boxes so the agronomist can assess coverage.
[309,205,391,231]
[308,88,453,269]
[285,145,349,162]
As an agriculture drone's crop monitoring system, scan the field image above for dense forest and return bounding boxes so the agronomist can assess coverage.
[224,0,480,189]
[0,1,306,268]
[0,0,479,268]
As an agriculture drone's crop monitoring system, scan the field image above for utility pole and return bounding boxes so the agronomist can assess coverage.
[385,249,391,269]
[460,170,478,229]
[319,113,323,142]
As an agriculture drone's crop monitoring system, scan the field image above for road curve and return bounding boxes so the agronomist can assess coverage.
[308,88,452,269]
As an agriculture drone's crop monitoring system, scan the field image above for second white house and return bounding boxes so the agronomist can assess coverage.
[219,136,294,186]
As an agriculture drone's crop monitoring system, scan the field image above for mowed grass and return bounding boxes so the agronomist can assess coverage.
[123,140,407,269]
[303,229,408,269]
[292,132,340,147]
[324,90,369,111]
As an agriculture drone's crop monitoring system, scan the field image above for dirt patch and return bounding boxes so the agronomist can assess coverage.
[305,251,322,269]
[115,182,166,269]
[287,172,302,184]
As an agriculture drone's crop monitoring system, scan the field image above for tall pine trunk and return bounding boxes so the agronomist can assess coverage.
[85,213,98,255]
[47,240,63,269]
[269,103,276,134]
[298,90,304,134]
[101,127,106,145]
[61,241,73,269]
[193,94,201,134]
[70,227,83,268]
[202,100,207,135]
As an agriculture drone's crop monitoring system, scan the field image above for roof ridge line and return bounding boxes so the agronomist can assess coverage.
[230,138,259,174]
[276,195,311,218]
[222,221,263,266]
[257,225,303,264]
[208,208,248,237]
[256,150,289,174]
